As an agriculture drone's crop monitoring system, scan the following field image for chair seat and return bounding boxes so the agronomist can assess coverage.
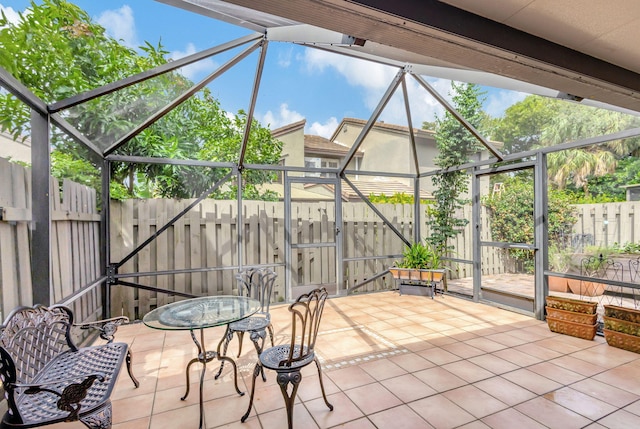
[229,315,270,332]
[13,342,127,426]
[260,345,314,371]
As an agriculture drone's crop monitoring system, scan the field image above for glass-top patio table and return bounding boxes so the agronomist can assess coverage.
[143,295,260,429]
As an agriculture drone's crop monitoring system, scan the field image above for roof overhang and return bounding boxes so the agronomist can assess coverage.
[158,0,640,114]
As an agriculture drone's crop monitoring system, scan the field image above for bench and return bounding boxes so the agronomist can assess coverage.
[0,304,138,429]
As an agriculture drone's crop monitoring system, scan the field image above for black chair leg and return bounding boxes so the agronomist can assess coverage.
[241,362,262,423]
[125,349,140,388]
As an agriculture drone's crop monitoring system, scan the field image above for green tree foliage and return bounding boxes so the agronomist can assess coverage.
[492,95,640,197]
[0,0,281,200]
[426,82,485,255]
[483,176,578,271]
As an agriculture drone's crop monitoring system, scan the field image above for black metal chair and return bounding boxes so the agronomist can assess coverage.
[241,288,333,428]
[215,267,276,381]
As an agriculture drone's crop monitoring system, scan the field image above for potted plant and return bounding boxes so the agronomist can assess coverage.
[389,241,446,296]
[548,245,572,292]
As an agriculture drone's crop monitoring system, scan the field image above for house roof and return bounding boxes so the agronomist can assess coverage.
[330,118,436,142]
[304,134,363,158]
[304,179,432,202]
[271,119,306,138]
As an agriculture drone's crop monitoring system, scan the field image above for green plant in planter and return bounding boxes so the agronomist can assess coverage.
[396,241,442,269]
[549,245,572,273]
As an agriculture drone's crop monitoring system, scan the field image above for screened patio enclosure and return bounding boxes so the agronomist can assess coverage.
[3,0,640,327]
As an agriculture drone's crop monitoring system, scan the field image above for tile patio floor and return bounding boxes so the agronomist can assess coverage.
[56,291,640,429]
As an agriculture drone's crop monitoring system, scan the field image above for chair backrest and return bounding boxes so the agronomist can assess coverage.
[0,305,76,384]
[279,288,328,367]
[235,268,277,314]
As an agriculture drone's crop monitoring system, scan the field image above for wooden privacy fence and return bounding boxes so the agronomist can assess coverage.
[110,199,418,318]
[0,157,102,324]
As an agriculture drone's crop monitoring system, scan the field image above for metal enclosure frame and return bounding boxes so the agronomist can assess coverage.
[3,26,640,321]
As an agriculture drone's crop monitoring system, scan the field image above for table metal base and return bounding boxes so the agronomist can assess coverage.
[181,326,244,429]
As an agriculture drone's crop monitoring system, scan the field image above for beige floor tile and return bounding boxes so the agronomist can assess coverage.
[473,376,537,406]
[515,396,591,429]
[441,360,494,383]
[598,409,640,429]
[305,391,364,428]
[326,365,376,391]
[358,357,407,381]
[112,392,155,424]
[418,347,463,365]
[328,417,378,429]
[570,377,640,408]
[491,347,543,367]
[413,366,467,393]
[501,368,564,395]
[544,386,617,420]
[368,404,435,429]
[440,341,485,359]
[593,365,640,395]
[467,354,520,375]
[442,385,508,418]
[380,373,437,402]
[526,361,586,386]
[550,355,608,377]
[389,351,435,372]
[481,408,547,429]
[409,394,476,428]
[463,337,508,353]
[344,382,402,414]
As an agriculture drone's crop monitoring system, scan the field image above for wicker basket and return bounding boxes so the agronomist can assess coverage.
[546,296,597,314]
[546,306,597,325]
[604,329,640,354]
[546,316,597,340]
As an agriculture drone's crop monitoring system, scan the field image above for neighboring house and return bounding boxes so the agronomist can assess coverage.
[0,131,31,164]
[270,118,437,201]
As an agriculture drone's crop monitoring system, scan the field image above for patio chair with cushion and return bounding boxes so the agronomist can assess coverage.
[215,267,276,381]
[241,287,333,429]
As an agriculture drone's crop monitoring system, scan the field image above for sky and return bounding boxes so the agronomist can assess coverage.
[1,0,529,138]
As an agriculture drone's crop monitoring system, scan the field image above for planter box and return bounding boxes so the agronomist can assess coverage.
[604,316,640,336]
[546,296,597,314]
[546,306,597,325]
[604,305,640,324]
[604,329,640,353]
[389,268,445,282]
[547,316,597,340]
[390,268,447,297]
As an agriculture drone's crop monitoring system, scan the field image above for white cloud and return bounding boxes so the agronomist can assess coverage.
[308,117,339,138]
[0,4,23,26]
[170,43,218,82]
[277,47,294,68]
[484,89,527,117]
[258,103,305,129]
[302,48,450,127]
[97,6,138,48]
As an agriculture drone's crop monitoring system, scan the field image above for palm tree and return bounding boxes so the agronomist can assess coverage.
[542,103,640,195]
